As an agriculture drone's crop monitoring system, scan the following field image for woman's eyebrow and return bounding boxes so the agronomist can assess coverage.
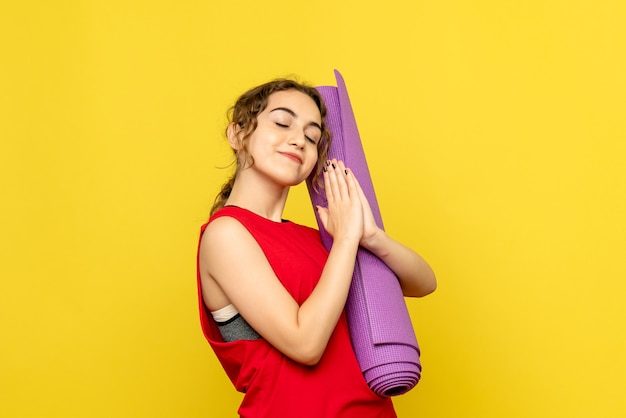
[270,107,322,131]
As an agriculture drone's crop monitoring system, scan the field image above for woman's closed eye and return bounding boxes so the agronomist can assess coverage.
[276,121,318,145]
[305,128,321,145]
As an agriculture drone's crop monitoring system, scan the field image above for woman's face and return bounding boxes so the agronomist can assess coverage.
[240,90,323,187]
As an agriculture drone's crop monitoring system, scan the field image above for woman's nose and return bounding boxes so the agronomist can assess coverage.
[288,132,305,148]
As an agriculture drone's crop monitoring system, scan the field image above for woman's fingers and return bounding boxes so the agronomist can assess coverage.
[321,159,364,240]
[326,159,349,202]
[338,162,359,201]
[322,161,333,203]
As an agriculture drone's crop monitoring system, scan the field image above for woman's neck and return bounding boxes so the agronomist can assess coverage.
[225,176,290,222]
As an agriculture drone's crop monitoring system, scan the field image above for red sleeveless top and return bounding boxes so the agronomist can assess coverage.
[197,206,396,417]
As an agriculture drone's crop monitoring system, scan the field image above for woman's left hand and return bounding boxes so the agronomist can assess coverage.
[350,172,384,250]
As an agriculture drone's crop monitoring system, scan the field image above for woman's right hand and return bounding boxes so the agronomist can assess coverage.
[316,159,364,244]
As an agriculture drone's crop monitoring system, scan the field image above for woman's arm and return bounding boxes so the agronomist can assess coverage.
[353,173,437,298]
[199,162,363,366]
[360,229,437,297]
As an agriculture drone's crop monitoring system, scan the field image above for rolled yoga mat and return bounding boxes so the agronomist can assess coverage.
[307,70,422,397]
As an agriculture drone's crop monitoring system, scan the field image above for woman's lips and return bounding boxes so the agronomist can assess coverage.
[280,152,303,164]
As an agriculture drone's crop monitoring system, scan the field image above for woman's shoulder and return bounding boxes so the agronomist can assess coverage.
[202,206,322,249]
[202,213,247,242]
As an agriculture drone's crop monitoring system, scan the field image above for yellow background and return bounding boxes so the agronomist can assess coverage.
[1,1,625,417]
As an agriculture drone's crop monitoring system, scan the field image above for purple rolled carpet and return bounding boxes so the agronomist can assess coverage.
[307,70,422,397]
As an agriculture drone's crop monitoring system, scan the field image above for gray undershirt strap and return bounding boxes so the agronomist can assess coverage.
[211,304,260,342]
[216,314,261,342]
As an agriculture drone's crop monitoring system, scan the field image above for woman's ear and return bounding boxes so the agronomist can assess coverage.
[227,122,244,151]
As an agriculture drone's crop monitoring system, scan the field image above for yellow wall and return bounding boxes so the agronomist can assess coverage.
[1,1,624,416]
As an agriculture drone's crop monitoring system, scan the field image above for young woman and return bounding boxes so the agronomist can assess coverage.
[197,79,436,417]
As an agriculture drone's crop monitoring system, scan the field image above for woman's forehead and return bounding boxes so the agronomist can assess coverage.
[266,90,321,122]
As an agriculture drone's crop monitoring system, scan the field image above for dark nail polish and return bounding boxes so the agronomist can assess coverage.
[325,160,331,166]
[345,169,348,175]
[331,163,336,169]
[323,166,327,172]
